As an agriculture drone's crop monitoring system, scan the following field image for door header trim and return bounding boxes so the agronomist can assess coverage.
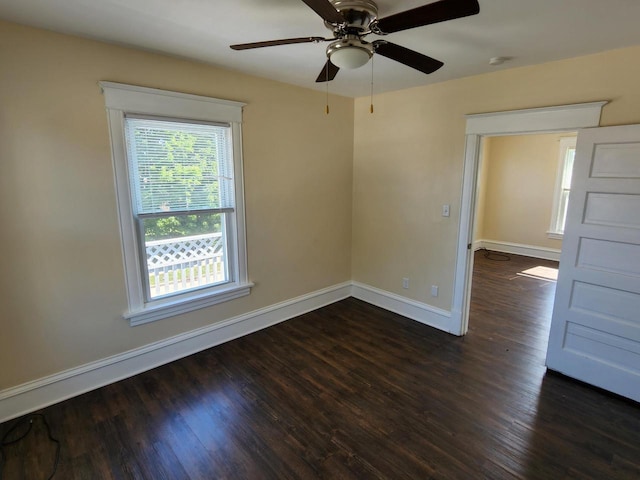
[465,101,608,136]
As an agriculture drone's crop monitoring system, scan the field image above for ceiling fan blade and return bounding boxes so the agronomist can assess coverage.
[376,0,479,34]
[315,60,340,82]
[300,0,345,24]
[374,42,444,74]
[231,36,329,50]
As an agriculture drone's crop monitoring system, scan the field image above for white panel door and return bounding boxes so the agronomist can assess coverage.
[546,124,640,402]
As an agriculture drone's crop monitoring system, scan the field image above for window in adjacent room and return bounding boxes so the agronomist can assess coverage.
[100,82,251,325]
[548,135,577,238]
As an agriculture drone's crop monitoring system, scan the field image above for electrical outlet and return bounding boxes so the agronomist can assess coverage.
[431,285,439,297]
[402,278,409,289]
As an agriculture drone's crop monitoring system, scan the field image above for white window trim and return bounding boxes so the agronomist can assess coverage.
[100,82,252,326]
[548,136,577,238]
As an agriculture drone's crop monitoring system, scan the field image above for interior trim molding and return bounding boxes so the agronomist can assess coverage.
[0,282,351,423]
[465,101,608,135]
[474,239,561,261]
[351,282,453,333]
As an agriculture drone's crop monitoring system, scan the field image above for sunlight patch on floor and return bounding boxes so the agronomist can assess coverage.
[518,266,558,282]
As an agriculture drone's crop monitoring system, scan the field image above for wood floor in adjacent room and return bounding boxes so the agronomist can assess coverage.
[2,251,639,479]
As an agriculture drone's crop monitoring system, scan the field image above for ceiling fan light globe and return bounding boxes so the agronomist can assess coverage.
[330,47,371,69]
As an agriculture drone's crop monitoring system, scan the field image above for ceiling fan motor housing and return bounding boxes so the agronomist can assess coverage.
[327,0,378,30]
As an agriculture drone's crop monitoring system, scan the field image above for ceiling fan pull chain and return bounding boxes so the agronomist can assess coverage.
[370,54,374,114]
[326,63,330,114]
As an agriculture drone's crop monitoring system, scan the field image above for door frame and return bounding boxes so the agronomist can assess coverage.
[450,101,608,336]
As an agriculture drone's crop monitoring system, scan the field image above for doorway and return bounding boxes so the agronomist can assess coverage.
[466,131,575,342]
[450,101,607,336]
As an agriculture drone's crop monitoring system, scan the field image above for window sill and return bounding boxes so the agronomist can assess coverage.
[125,282,254,326]
[547,231,564,240]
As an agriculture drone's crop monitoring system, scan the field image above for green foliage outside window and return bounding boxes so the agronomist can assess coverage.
[132,126,226,241]
[143,213,221,241]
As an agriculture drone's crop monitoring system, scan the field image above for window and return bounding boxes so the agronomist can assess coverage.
[101,82,251,325]
[548,136,577,238]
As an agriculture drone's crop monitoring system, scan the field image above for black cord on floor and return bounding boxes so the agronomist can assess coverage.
[480,247,511,262]
[0,413,60,480]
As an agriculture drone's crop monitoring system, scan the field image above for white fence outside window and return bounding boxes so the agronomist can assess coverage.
[145,233,225,298]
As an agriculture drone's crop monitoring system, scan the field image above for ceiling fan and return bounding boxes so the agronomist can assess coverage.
[230,0,480,82]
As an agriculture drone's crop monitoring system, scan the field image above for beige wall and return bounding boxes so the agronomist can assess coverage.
[353,45,640,309]
[476,133,576,250]
[0,21,354,389]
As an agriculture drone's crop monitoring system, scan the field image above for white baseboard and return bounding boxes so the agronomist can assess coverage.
[351,282,453,334]
[0,282,456,423]
[474,239,561,262]
[0,282,352,423]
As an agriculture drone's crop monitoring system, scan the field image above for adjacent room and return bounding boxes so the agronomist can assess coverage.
[1,0,639,478]
[467,132,574,335]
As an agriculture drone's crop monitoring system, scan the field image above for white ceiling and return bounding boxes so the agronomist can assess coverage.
[2,0,640,98]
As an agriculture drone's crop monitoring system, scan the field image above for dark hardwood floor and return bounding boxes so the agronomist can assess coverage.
[2,251,639,479]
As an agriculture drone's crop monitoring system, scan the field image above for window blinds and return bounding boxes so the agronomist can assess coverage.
[124,117,234,215]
